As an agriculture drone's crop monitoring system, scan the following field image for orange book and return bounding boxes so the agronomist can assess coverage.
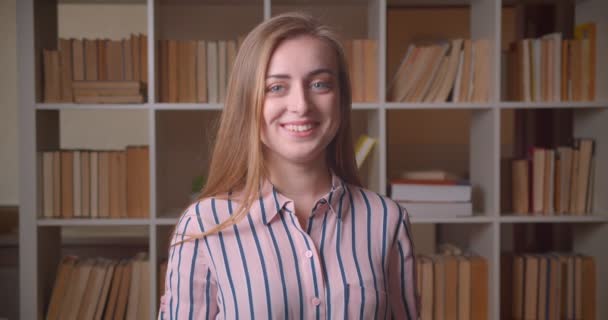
[351,39,364,102]
[103,261,124,320]
[196,40,208,103]
[443,256,458,320]
[363,39,378,102]
[46,256,78,320]
[114,260,132,319]
[582,256,596,320]
[470,256,488,320]
[168,40,179,102]
[178,40,197,102]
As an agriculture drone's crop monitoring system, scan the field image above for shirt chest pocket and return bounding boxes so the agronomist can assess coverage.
[344,284,388,319]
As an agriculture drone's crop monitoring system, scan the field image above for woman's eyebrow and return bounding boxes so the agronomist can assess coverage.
[266,68,335,80]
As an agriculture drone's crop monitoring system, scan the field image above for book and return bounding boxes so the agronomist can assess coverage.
[391,181,471,202]
[512,159,529,214]
[401,170,461,181]
[354,134,377,168]
[399,201,472,218]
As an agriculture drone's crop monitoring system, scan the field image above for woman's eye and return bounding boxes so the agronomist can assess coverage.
[266,84,284,93]
[311,81,331,90]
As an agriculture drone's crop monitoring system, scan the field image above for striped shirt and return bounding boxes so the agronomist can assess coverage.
[159,173,418,320]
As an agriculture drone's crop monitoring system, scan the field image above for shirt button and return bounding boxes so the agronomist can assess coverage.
[305,250,313,258]
[312,297,321,306]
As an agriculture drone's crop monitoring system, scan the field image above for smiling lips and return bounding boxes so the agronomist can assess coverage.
[280,121,319,137]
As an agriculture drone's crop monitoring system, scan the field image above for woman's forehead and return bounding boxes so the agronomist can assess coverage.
[266,35,338,76]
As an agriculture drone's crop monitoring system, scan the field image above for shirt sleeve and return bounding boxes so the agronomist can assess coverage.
[158,214,219,320]
[387,205,420,320]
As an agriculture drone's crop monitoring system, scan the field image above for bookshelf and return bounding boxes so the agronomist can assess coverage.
[17,0,606,319]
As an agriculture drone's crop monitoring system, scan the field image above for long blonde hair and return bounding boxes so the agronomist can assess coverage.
[178,12,361,242]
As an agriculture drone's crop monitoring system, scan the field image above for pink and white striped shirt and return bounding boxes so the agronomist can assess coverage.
[159,174,418,320]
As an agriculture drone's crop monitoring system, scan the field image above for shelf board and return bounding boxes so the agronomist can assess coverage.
[410,215,494,224]
[36,103,150,110]
[153,103,223,110]
[155,217,180,225]
[499,101,608,109]
[385,102,492,110]
[37,218,152,226]
[500,215,608,223]
[352,103,380,110]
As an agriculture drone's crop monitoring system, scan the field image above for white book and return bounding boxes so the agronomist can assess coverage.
[522,39,532,102]
[206,41,218,103]
[452,49,464,102]
[467,42,476,101]
[399,201,473,218]
[391,183,471,202]
[543,33,562,102]
[73,150,81,217]
[90,151,98,218]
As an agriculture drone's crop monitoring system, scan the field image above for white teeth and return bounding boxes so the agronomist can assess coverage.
[284,124,314,132]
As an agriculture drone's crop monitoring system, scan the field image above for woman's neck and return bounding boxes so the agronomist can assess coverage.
[265,154,332,202]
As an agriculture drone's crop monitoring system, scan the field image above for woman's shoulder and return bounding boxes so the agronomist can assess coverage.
[176,196,233,231]
[346,184,408,220]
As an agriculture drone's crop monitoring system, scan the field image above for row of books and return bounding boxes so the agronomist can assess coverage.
[46,253,150,320]
[38,146,150,219]
[505,253,596,320]
[388,39,490,103]
[343,39,378,103]
[158,39,239,103]
[505,23,596,102]
[416,250,488,320]
[511,139,595,215]
[43,35,149,103]
[391,170,473,218]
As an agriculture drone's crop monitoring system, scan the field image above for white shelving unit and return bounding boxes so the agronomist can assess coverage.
[17,0,607,319]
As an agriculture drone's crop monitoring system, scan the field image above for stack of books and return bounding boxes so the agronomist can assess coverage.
[391,170,472,218]
[46,253,150,320]
[504,253,596,320]
[157,38,240,103]
[510,138,595,215]
[388,39,491,103]
[416,246,488,320]
[505,23,596,102]
[73,80,144,104]
[43,35,148,103]
[37,146,150,219]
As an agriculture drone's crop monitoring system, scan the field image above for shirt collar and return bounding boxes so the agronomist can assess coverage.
[257,172,350,225]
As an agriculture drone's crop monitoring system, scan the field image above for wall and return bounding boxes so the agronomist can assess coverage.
[0,0,18,206]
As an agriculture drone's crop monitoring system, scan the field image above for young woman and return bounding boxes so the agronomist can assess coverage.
[159,12,418,320]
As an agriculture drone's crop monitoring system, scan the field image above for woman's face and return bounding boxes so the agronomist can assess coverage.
[261,35,340,166]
